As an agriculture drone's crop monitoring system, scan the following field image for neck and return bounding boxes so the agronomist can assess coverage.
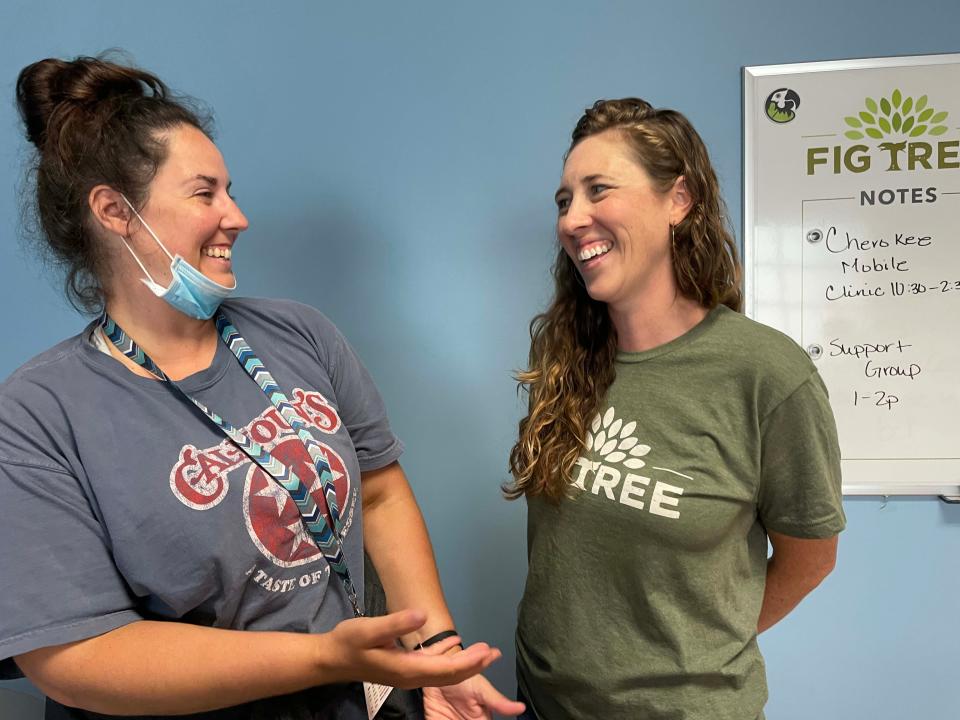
[608,286,708,353]
[103,292,220,381]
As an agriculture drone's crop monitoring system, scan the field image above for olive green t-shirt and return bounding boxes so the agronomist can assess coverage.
[516,306,845,720]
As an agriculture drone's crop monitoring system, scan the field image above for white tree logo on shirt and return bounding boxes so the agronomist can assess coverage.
[573,406,688,520]
[584,407,651,468]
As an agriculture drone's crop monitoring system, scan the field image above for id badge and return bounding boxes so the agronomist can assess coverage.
[363,681,394,719]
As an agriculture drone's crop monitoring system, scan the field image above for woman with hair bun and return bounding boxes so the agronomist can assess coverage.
[0,55,523,720]
[507,99,845,719]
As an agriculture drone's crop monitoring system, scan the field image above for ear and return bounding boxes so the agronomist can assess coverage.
[668,176,694,225]
[88,185,134,238]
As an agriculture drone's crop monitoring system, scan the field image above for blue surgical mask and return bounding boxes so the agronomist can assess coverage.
[120,195,236,320]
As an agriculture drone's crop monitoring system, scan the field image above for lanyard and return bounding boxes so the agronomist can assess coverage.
[99,310,363,617]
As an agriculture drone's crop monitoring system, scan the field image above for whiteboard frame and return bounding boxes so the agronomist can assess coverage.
[743,53,960,497]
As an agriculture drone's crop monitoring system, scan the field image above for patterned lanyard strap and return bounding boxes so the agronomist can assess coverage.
[99,311,363,617]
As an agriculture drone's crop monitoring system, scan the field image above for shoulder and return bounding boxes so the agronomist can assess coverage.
[708,306,820,410]
[0,332,92,469]
[220,297,348,367]
[222,297,333,326]
[712,306,812,365]
[221,297,337,333]
[1,332,91,398]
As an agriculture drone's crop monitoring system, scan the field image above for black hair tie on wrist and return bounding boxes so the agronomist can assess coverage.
[415,629,459,650]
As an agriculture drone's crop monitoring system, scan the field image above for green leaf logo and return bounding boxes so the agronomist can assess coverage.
[844,91,950,139]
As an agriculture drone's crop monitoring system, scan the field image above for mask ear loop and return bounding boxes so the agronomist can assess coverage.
[119,233,160,286]
[120,195,175,263]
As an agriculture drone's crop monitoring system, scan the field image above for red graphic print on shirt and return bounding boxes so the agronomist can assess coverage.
[243,437,350,568]
[167,388,352,568]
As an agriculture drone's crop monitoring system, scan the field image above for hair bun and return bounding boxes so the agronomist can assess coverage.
[16,56,164,148]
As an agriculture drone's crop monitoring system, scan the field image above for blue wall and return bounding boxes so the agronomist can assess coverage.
[1,2,957,717]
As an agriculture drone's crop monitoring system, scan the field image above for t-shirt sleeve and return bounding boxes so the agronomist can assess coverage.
[321,323,404,472]
[0,459,142,677]
[757,372,846,538]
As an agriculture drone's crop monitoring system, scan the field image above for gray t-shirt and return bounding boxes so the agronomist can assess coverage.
[0,297,403,718]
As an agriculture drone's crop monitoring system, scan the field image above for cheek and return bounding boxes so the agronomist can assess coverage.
[188,214,221,242]
[627,218,666,252]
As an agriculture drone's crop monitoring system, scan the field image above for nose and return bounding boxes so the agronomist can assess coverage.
[557,194,592,238]
[222,195,250,233]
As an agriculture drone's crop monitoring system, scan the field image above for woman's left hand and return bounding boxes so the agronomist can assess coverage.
[423,675,526,719]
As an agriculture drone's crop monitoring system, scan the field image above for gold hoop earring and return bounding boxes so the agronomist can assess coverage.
[670,223,676,253]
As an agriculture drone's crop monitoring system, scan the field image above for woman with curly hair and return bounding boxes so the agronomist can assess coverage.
[508,98,845,719]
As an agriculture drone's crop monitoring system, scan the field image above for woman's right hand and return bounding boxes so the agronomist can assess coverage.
[319,609,501,689]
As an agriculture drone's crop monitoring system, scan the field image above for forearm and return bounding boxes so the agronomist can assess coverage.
[757,559,818,633]
[17,620,333,715]
[757,531,838,633]
[362,463,454,648]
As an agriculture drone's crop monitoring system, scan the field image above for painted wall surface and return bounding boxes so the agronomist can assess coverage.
[0,2,957,717]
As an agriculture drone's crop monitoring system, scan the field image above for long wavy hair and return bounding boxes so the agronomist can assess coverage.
[506,98,742,502]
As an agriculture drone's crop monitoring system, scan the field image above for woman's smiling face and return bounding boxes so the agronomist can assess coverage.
[555,129,686,312]
[120,124,249,291]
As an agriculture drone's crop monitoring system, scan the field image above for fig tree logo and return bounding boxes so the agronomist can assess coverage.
[843,90,949,140]
[765,88,801,124]
[807,88,959,175]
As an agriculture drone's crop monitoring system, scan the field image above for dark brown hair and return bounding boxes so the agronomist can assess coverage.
[16,53,211,314]
[507,98,742,501]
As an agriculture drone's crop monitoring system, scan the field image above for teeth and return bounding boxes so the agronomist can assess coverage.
[203,247,232,259]
[578,244,611,262]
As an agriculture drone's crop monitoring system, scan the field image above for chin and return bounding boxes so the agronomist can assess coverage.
[583,280,614,304]
[206,272,236,287]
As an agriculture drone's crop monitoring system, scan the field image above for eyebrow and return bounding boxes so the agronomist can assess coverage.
[188,174,233,191]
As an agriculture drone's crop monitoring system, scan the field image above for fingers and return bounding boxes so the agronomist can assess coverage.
[418,635,463,656]
[465,674,527,716]
[481,692,526,715]
[329,615,507,690]
[340,609,428,649]
[424,676,527,718]
[390,643,499,689]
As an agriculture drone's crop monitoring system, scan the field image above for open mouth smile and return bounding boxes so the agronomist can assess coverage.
[202,246,232,260]
[578,242,612,264]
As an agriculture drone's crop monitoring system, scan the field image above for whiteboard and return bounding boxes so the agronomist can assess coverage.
[743,54,960,496]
